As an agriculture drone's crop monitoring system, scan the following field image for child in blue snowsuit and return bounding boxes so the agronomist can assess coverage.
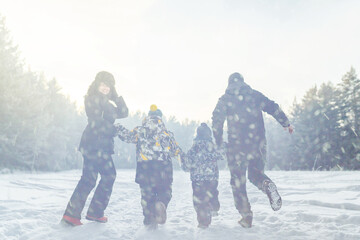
[181,123,225,228]
[115,105,183,229]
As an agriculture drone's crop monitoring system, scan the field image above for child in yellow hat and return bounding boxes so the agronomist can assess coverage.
[115,105,183,230]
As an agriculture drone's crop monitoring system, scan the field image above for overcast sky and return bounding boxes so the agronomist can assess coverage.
[1,0,360,122]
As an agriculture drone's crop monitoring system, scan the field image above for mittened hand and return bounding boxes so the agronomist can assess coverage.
[110,87,119,101]
[114,123,125,132]
[115,96,125,104]
[217,142,227,158]
[222,141,228,149]
[284,125,294,134]
[111,125,118,137]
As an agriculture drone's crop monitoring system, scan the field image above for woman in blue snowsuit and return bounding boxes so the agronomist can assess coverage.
[62,71,128,226]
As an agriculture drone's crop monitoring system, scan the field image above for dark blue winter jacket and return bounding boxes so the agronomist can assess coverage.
[212,81,290,148]
[79,92,128,156]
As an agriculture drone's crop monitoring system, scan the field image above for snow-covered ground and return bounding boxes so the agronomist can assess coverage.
[1,170,360,240]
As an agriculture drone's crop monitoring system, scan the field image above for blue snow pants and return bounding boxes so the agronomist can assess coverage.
[64,152,116,219]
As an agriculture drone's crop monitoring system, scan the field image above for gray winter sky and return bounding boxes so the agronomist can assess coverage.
[1,0,360,122]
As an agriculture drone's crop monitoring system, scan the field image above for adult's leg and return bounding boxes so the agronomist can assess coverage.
[87,153,117,218]
[64,154,98,219]
[227,146,252,218]
[247,140,271,191]
[247,141,282,211]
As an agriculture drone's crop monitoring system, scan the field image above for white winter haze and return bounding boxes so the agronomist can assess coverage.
[1,0,360,121]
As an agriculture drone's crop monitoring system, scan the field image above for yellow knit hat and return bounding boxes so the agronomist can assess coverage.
[150,104,157,112]
[148,104,162,117]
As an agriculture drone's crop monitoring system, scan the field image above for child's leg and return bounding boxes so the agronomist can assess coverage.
[154,183,172,224]
[155,184,172,207]
[208,180,220,212]
[192,181,211,227]
[139,184,157,226]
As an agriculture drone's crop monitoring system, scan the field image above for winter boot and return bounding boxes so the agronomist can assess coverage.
[211,211,219,217]
[197,210,211,229]
[61,215,83,226]
[86,215,108,223]
[143,215,158,230]
[198,223,209,229]
[263,180,282,211]
[238,213,253,228]
[145,222,158,231]
[155,201,167,224]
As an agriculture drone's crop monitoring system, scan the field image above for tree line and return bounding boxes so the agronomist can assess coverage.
[0,16,85,171]
[0,15,359,172]
[266,68,360,170]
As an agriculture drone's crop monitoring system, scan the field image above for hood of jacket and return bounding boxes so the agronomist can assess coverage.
[142,116,165,133]
[225,81,251,96]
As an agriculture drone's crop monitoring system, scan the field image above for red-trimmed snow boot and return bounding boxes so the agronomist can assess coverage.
[86,215,108,223]
[61,215,83,226]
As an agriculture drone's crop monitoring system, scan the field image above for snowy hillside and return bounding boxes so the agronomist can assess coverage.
[1,170,360,240]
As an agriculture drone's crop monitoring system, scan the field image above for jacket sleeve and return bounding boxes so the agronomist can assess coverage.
[256,91,290,127]
[114,96,129,119]
[115,124,139,144]
[182,146,196,172]
[165,131,187,167]
[212,95,227,146]
[214,148,226,162]
[85,96,117,137]
[208,141,225,162]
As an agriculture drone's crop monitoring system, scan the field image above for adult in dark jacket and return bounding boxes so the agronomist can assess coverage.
[212,72,293,228]
[62,71,128,226]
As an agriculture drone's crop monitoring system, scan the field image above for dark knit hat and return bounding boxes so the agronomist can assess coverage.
[195,123,212,141]
[148,104,163,118]
[95,71,115,86]
[228,72,244,85]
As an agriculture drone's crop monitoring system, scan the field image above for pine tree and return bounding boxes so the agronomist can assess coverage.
[0,15,27,169]
[0,15,84,171]
[337,68,360,169]
[315,82,341,170]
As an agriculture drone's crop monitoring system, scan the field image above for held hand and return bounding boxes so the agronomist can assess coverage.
[216,142,227,151]
[284,125,294,134]
[218,142,227,160]
[114,123,125,132]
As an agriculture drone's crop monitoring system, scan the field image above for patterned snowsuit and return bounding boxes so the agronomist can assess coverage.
[182,139,224,227]
[116,116,182,226]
